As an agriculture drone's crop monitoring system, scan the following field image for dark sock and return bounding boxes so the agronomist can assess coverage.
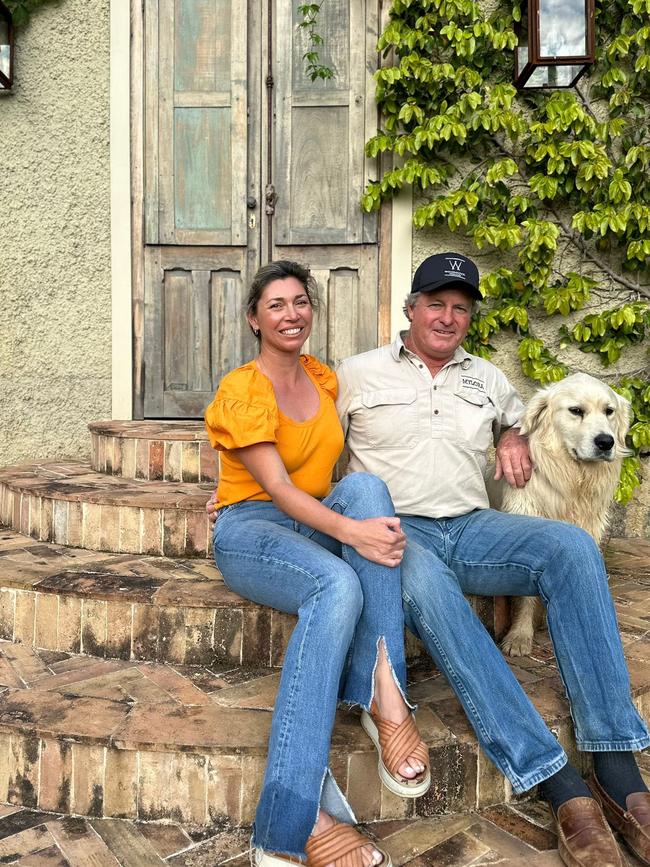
[538,762,592,813]
[593,751,649,810]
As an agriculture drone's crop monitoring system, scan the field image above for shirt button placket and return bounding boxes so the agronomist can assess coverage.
[431,384,441,436]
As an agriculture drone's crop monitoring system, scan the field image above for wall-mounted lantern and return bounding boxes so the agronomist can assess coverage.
[514,0,595,89]
[0,1,13,91]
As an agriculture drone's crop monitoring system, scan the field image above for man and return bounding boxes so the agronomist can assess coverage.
[335,252,650,867]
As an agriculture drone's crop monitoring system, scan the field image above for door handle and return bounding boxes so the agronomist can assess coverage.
[247,197,257,209]
[265,184,277,216]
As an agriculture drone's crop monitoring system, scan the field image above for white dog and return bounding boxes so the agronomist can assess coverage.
[489,373,632,657]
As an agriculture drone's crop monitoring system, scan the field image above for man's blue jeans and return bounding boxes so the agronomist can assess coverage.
[400,508,650,794]
[213,473,409,859]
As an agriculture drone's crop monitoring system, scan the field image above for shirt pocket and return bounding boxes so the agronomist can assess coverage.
[361,387,418,449]
[454,390,496,452]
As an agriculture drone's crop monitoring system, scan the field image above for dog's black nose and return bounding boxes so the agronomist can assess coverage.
[594,434,614,452]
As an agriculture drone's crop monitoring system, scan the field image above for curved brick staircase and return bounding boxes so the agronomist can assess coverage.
[0,422,649,865]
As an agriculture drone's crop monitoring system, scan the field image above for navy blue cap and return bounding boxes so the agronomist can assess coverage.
[411,253,482,300]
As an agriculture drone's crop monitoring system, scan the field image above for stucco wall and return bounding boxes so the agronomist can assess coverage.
[0,0,111,467]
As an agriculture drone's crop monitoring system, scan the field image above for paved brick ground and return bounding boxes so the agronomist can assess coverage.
[0,790,649,866]
[0,533,646,863]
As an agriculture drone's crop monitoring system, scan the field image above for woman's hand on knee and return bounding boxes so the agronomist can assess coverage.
[344,517,406,567]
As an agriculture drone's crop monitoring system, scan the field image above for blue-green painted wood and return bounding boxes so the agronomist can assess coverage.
[174,0,231,92]
[174,107,231,231]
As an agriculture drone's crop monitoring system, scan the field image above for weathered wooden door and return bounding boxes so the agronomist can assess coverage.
[141,0,380,418]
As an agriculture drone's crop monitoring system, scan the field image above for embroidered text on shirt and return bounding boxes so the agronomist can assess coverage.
[461,375,486,392]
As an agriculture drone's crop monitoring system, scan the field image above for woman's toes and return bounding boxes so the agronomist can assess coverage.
[398,757,425,779]
[360,844,383,867]
[397,761,416,778]
[369,847,383,866]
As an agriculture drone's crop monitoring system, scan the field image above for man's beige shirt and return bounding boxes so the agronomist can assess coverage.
[336,334,524,518]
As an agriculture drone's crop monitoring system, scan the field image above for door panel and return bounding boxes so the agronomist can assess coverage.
[284,245,378,367]
[274,0,372,246]
[289,106,350,240]
[174,108,233,232]
[144,247,257,417]
[145,0,248,246]
[143,0,259,417]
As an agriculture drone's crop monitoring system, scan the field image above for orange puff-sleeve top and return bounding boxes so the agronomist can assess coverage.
[204,355,344,508]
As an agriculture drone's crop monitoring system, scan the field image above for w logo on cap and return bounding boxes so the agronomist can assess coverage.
[446,258,465,272]
[411,251,480,298]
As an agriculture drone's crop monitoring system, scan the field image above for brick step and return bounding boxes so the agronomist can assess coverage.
[0,529,648,677]
[0,529,511,669]
[4,639,646,829]
[0,528,302,668]
[88,420,216,483]
[0,462,212,558]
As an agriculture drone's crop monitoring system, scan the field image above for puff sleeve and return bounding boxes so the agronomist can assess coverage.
[301,355,337,401]
[204,366,279,451]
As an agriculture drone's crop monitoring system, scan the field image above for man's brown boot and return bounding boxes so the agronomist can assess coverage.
[553,796,622,867]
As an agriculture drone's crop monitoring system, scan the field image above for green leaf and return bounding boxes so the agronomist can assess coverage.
[615,457,641,505]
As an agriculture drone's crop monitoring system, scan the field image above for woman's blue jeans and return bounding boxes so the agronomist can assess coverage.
[400,509,650,794]
[213,473,409,859]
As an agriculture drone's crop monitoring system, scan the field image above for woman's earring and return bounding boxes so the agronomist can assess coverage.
[253,328,260,338]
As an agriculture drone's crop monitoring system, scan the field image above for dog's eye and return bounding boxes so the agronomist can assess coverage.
[605,407,614,416]
[568,407,584,417]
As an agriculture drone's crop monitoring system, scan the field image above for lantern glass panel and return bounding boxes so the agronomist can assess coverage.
[539,0,588,58]
[515,4,530,79]
[0,17,9,81]
[516,44,527,74]
[522,64,585,88]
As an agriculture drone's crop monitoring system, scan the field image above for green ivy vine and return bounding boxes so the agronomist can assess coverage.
[5,0,59,26]
[362,0,650,503]
[297,3,334,82]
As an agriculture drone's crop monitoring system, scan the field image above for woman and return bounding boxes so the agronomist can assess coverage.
[205,261,430,867]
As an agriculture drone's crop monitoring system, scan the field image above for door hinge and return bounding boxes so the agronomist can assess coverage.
[265,74,274,89]
[265,184,278,216]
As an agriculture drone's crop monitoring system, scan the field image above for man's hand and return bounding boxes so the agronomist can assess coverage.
[494,428,533,489]
[206,491,218,524]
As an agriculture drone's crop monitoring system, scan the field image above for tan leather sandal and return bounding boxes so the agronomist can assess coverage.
[254,821,392,866]
[360,700,431,798]
[306,822,392,867]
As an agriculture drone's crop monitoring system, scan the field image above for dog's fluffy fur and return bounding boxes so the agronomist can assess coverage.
[488,373,632,657]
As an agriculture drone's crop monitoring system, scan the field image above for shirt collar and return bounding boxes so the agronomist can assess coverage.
[390,332,408,361]
[391,332,472,368]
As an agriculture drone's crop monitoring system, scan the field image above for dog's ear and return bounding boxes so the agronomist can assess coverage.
[612,390,634,457]
[520,389,549,436]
